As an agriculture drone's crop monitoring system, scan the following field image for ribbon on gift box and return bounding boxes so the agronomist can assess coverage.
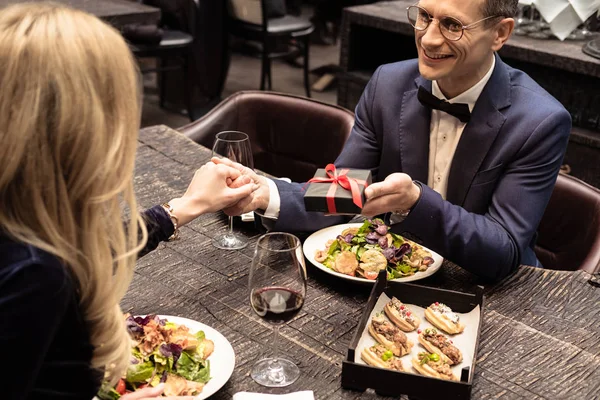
[305,164,368,213]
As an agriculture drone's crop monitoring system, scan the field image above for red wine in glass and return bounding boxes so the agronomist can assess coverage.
[248,232,307,387]
[251,287,304,324]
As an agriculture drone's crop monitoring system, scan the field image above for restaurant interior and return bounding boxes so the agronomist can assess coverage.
[1,0,600,399]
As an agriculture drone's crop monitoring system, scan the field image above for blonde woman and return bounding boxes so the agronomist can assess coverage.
[0,3,255,399]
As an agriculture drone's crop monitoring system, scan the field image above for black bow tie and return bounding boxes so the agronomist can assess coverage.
[417,86,471,123]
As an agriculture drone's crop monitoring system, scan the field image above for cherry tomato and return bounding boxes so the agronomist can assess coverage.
[116,379,126,395]
[365,271,378,280]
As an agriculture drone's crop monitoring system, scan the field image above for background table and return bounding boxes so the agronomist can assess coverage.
[126,125,600,399]
[0,0,160,28]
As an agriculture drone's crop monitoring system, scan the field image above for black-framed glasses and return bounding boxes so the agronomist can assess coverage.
[407,5,501,41]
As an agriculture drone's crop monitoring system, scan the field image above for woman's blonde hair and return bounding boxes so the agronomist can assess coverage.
[0,2,146,383]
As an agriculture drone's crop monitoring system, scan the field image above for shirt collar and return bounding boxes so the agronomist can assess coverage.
[432,55,496,113]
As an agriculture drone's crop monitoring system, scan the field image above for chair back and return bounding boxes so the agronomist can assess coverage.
[535,173,600,273]
[178,91,355,182]
[228,0,267,26]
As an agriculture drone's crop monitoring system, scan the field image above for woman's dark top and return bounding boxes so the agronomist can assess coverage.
[0,206,174,400]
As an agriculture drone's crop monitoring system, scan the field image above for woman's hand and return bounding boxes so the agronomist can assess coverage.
[168,162,258,226]
[119,383,196,399]
[210,157,271,215]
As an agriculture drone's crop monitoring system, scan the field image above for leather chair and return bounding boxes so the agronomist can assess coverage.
[177,90,355,182]
[535,173,600,273]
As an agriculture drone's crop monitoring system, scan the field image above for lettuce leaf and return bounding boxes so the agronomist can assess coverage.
[97,382,121,400]
[126,360,154,383]
[176,352,211,383]
[356,220,372,235]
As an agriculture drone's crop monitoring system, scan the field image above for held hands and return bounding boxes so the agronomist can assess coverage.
[168,162,259,226]
[361,173,421,217]
[211,156,271,216]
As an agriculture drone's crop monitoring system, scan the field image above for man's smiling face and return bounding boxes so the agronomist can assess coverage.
[414,0,500,96]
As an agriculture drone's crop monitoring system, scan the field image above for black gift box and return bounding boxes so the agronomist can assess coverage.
[341,271,485,400]
[303,168,372,215]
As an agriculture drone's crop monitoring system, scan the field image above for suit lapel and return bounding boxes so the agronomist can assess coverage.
[446,54,511,206]
[398,77,431,184]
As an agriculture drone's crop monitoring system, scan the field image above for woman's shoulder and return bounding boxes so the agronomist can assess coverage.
[0,233,74,296]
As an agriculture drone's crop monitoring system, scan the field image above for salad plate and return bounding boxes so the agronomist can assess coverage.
[303,222,443,284]
[96,315,235,399]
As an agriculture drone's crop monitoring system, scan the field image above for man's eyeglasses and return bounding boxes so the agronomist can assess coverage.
[407,5,501,41]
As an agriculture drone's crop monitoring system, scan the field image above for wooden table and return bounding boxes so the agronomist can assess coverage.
[126,125,600,399]
[0,0,160,28]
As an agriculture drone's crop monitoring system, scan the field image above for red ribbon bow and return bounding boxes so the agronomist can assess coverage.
[307,164,368,214]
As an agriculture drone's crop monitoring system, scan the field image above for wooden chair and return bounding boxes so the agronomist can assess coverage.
[228,0,314,97]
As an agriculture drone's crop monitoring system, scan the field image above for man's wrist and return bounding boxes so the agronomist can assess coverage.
[390,181,422,224]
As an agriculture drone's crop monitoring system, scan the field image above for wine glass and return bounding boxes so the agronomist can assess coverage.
[249,233,307,387]
[211,131,254,250]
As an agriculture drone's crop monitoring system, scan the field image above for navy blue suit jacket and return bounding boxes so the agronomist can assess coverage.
[272,54,571,281]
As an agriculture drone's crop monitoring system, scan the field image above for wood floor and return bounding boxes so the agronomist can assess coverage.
[140,40,341,130]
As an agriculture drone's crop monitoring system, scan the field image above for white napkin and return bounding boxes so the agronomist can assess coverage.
[233,391,315,400]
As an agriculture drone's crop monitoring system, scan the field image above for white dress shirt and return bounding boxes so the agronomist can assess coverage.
[262,56,496,219]
[427,56,495,199]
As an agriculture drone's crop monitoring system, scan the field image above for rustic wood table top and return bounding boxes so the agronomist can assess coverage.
[0,0,160,28]
[125,125,600,400]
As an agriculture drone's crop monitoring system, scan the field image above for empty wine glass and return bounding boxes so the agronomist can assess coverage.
[211,131,253,250]
[249,233,307,387]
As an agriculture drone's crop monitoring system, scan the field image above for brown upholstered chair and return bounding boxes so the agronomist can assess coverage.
[535,173,600,273]
[177,90,355,182]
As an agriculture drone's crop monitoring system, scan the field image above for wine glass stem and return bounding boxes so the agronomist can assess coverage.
[228,216,234,234]
[268,324,285,383]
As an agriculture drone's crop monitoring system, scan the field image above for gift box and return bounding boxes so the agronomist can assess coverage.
[341,271,485,399]
[303,164,372,215]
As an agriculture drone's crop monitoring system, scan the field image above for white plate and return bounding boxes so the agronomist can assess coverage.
[96,315,235,399]
[303,223,443,284]
[159,315,235,399]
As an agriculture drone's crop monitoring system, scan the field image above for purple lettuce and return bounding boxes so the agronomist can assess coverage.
[396,243,412,259]
[134,314,158,326]
[365,231,381,244]
[382,247,396,261]
[337,234,354,244]
[159,343,183,365]
[159,370,168,383]
[378,236,388,249]
[126,316,143,335]
[375,224,388,236]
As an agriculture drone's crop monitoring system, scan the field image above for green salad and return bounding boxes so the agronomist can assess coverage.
[314,219,434,280]
[97,315,212,399]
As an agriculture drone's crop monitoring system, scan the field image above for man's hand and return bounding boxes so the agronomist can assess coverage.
[361,173,421,217]
[211,157,271,216]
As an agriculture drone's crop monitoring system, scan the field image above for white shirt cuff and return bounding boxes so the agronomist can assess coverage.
[262,178,281,220]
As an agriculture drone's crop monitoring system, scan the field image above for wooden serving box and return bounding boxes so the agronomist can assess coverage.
[341,271,485,400]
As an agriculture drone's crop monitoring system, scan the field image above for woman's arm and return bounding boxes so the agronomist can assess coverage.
[138,162,257,257]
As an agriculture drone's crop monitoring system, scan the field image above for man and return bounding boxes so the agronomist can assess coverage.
[217,0,571,282]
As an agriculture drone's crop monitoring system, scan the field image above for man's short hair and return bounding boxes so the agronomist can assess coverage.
[481,0,519,18]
